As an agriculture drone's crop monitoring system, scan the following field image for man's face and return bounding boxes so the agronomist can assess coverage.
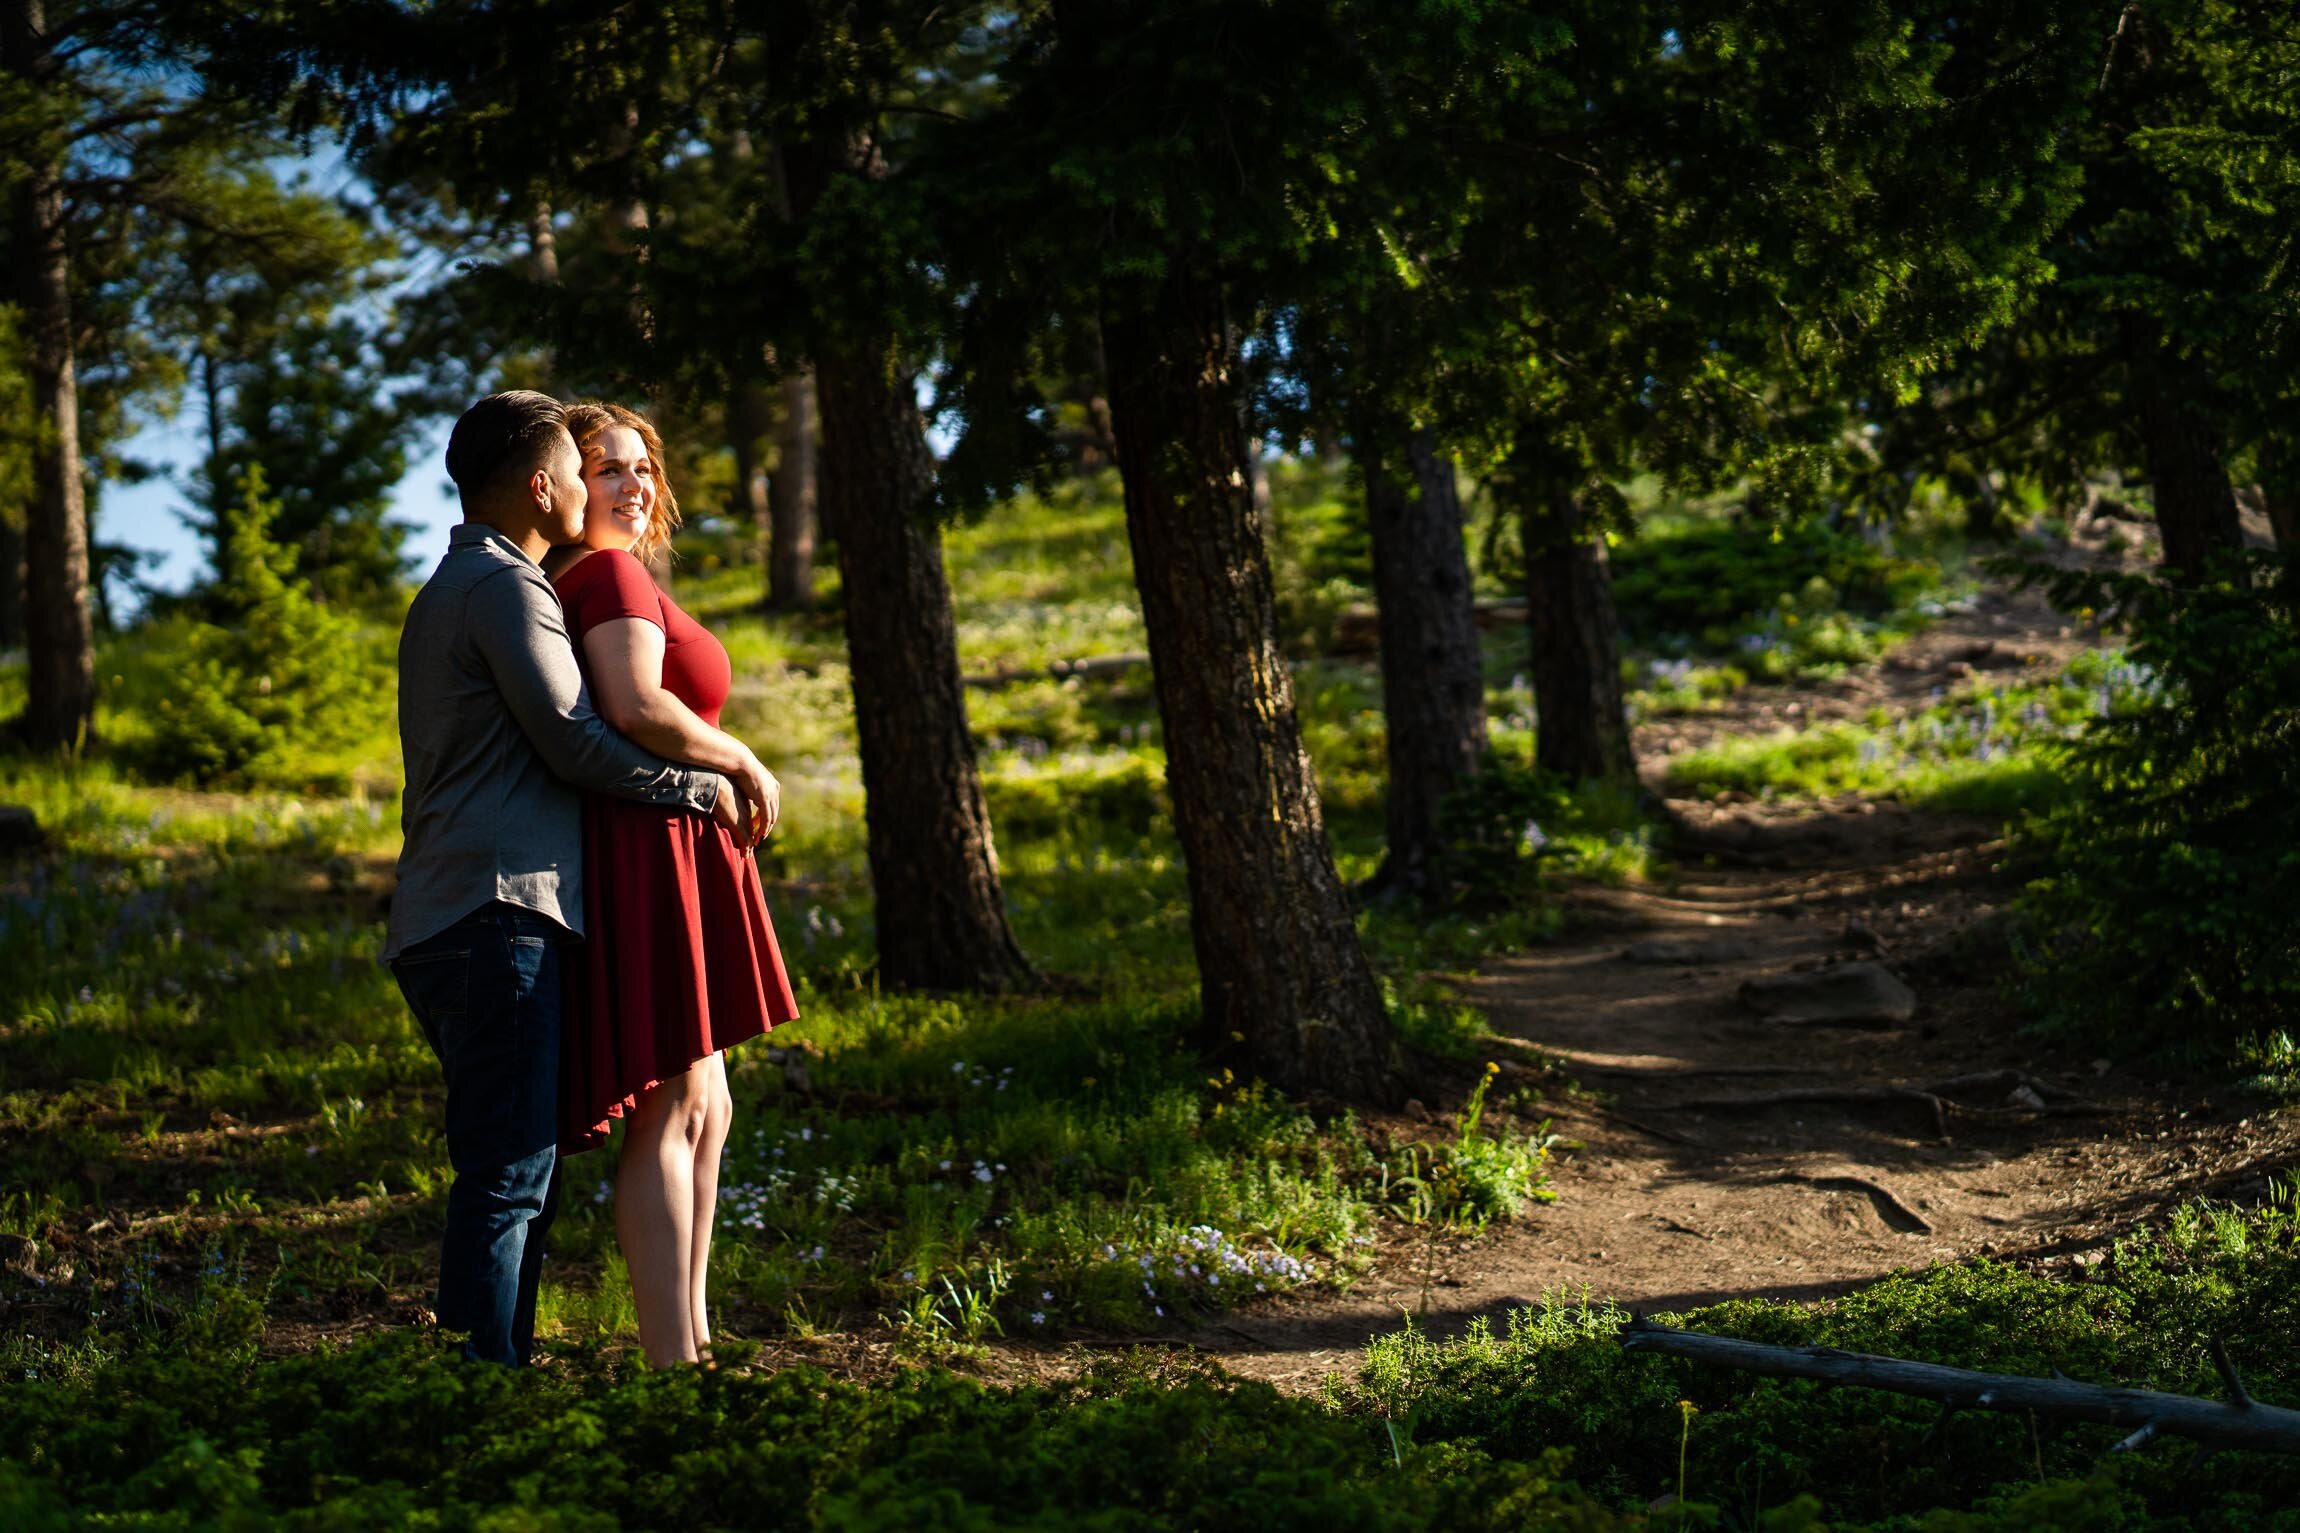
[537,432,588,544]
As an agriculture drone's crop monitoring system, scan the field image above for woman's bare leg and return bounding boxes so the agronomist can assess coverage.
[616,1059,716,1366]
[688,1052,733,1352]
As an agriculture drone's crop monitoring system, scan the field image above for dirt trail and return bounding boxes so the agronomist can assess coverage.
[1183,575,2300,1394]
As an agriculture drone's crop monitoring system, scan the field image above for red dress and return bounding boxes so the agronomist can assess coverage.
[553,548,799,1154]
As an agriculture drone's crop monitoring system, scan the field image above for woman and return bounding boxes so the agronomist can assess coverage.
[545,401,800,1366]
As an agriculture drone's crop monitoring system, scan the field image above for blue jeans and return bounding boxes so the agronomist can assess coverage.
[391,902,570,1365]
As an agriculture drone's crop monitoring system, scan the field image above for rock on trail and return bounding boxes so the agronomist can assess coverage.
[1738,962,1917,1026]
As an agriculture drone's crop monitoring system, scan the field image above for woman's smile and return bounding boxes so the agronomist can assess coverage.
[580,424,660,551]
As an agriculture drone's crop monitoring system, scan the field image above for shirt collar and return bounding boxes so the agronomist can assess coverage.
[451,522,541,568]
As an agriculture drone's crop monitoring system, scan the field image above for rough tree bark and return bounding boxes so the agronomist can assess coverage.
[727,382,774,580]
[1358,420,1487,905]
[787,125,1027,990]
[1524,483,1633,787]
[0,517,24,649]
[2256,439,2300,552]
[1962,466,2004,541]
[4,0,95,750]
[769,369,819,609]
[1100,272,1404,1102]
[814,339,1036,991]
[2126,324,2243,575]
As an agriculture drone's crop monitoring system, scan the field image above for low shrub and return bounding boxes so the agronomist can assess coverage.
[2013,552,2300,1058]
[1437,753,1657,906]
[0,1341,1624,1531]
[110,468,389,790]
[1378,1061,1556,1229]
[1611,517,1943,666]
[1340,1196,2300,1527]
[1663,648,2156,815]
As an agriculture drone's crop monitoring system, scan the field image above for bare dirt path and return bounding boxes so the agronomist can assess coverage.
[1178,566,2300,1394]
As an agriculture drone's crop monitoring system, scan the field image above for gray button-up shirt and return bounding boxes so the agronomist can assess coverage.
[386,524,720,958]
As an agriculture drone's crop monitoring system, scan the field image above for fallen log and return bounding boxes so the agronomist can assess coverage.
[1621,1319,2300,1457]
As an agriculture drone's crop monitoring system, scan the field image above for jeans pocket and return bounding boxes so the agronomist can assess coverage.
[391,948,471,1062]
[436,924,564,1172]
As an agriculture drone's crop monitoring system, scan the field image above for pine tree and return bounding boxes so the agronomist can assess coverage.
[134,465,381,785]
[224,0,1040,990]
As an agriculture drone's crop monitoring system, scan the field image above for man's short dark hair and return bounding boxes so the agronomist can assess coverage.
[446,390,572,507]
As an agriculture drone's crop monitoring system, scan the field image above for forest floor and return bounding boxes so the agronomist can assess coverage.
[15,502,2295,1406]
[1143,577,2300,1393]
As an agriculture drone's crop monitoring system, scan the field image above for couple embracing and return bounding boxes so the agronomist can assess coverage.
[384,391,799,1367]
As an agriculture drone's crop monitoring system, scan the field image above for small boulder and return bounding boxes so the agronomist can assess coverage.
[1622,938,1756,966]
[1739,962,1916,1027]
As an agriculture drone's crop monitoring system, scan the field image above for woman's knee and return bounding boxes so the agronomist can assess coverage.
[629,1070,713,1145]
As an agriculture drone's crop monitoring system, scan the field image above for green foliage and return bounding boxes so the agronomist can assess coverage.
[2014,553,2300,1057]
[1341,1196,2300,1526]
[114,468,388,789]
[1663,649,2158,814]
[13,1195,2286,1529]
[0,1341,1639,1531]
[1869,2,2300,541]
[1380,1063,1556,1231]
[1438,753,1658,907]
[148,151,421,602]
[0,307,32,529]
[1610,518,1946,678]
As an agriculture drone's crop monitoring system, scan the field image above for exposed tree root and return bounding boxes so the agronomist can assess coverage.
[1672,1071,2108,1139]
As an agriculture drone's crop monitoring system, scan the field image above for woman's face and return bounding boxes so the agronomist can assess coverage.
[579,425,658,553]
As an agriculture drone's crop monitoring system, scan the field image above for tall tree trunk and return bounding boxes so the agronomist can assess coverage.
[2126,324,2242,575]
[5,0,94,750]
[1963,466,2004,541]
[1100,272,1402,1102]
[727,382,774,590]
[790,128,1028,990]
[1524,483,1633,787]
[1359,420,1487,905]
[0,515,24,649]
[769,369,819,610]
[2256,439,2300,552]
[814,340,1035,991]
[2135,388,2242,574]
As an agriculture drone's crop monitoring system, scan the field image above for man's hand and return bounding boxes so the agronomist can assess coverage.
[735,753,782,840]
[709,775,758,847]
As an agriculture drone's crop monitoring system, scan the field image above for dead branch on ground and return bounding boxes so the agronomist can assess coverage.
[1621,1318,2300,1457]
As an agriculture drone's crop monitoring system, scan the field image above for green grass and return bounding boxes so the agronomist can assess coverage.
[0,472,1589,1365]
[0,478,2071,1370]
[0,752,1566,1356]
[3,1193,2293,1528]
[1664,649,2155,813]
[5,467,2297,1528]
[1609,514,1965,684]
[1338,1191,2300,1527]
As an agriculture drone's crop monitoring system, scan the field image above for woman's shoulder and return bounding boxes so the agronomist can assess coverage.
[559,547,664,625]
[563,546,652,582]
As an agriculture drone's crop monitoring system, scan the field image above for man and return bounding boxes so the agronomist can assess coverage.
[385,391,755,1365]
